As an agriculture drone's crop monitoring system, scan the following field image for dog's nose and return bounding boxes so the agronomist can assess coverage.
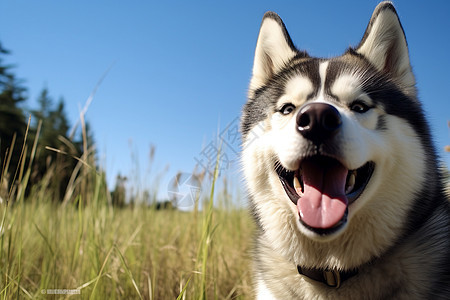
[296,103,342,143]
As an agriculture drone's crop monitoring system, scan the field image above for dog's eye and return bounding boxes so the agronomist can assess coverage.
[280,103,296,115]
[350,101,371,113]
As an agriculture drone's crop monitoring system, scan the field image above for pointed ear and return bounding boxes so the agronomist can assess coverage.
[249,12,303,94]
[356,2,415,94]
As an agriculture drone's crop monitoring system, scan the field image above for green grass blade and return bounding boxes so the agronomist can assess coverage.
[114,245,143,300]
[176,276,192,300]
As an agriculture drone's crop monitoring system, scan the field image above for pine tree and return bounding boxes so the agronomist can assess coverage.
[30,88,77,200]
[31,89,70,152]
[0,41,100,202]
[0,42,27,179]
[111,174,127,207]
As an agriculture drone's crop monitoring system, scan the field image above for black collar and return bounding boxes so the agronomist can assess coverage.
[297,266,358,288]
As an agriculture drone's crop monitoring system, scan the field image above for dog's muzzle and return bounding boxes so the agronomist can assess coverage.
[275,102,375,235]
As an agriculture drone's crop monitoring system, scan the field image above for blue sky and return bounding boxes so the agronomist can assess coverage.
[1,1,449,200]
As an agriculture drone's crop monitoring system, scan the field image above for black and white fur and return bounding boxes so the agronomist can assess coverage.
[241,2,450,299]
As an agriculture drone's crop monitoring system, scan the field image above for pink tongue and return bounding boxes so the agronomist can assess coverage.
[298,159,348,229]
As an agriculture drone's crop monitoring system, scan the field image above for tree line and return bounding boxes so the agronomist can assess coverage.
[0,41,204,208]
[0,41,95,202]
[0,41,166,208]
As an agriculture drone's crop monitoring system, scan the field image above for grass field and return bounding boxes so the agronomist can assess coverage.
[0,176,255,299]
[1,198,254,299]
[0,128,255,299]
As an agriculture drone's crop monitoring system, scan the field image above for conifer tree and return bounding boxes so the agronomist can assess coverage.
[30,88,77,199]
[0,42,27,177]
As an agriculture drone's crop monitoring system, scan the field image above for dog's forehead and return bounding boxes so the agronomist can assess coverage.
[284,75,315,100]
[282,58,367,103]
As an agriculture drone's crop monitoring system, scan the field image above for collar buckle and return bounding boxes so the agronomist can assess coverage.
[297,265,357,289]
[322,269,341,288]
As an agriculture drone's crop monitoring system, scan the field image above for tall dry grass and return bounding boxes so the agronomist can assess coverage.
[0,120,254,299]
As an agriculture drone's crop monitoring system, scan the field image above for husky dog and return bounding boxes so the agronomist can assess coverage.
[241,2,450,299]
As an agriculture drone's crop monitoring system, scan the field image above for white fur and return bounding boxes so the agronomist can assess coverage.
[256,280,277,300]
[356,3,416,96]
[283,76,314,107]
[250,17,297,93]
[318,61,329,98]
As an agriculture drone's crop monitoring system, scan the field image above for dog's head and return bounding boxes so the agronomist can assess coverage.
[242,2,431,268]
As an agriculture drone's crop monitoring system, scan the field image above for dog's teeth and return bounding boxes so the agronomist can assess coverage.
[345,172,356,194]
[293,176,300,189]
[293,176,303,196]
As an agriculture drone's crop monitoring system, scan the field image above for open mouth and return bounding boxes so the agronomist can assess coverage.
[276,156,375,235]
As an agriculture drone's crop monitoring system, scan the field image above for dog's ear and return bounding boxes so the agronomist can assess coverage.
[249,12,303,94]
[356,2,415,94]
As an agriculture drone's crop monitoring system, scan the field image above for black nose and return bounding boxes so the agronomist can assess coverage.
[296,103,342,143]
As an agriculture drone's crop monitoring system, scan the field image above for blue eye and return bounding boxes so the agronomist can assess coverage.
[280,103,296,115]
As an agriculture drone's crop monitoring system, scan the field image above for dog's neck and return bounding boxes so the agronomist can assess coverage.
[296,266,358,288]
